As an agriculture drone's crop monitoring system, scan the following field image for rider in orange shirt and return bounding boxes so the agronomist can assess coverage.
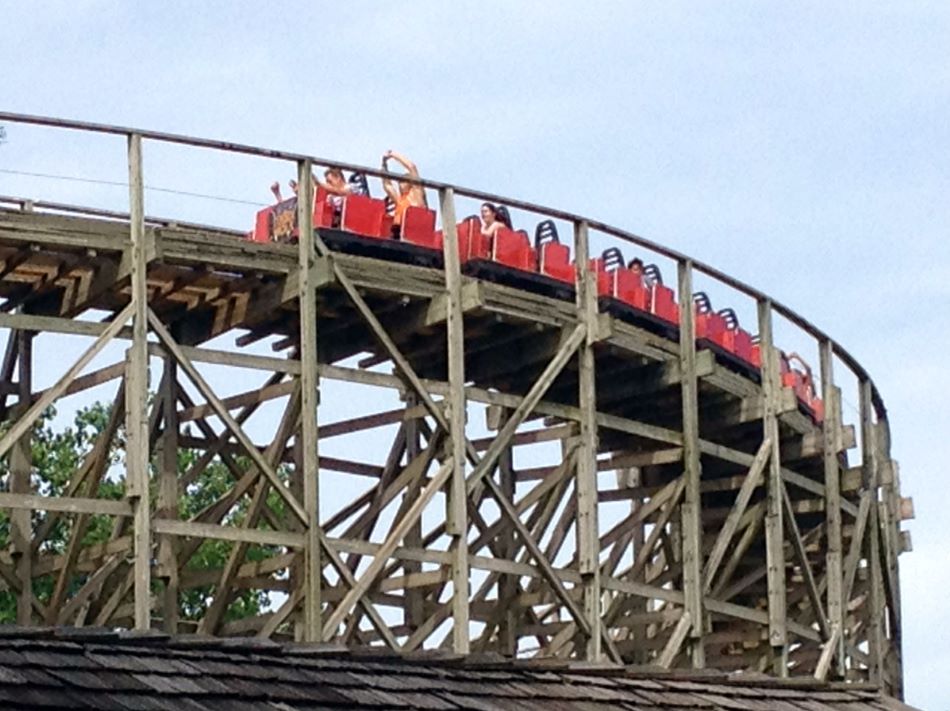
[381,150,427,236]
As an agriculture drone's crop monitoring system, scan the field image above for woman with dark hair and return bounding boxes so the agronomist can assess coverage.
[495,204,513,229]
[480,202,504,238]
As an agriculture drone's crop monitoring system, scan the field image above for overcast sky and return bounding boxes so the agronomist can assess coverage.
[1,2,948,707]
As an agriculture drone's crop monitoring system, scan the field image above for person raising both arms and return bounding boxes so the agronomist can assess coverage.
[381,149,427,236]
[270,166,350,202]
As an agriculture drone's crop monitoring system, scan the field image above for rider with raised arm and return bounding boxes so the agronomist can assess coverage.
[381,149,427,236]
[315,167,352,201]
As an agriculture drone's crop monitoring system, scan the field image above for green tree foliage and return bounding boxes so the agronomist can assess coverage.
[0,401,282,626]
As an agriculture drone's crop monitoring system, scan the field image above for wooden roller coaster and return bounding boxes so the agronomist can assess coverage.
[0,113,911,697]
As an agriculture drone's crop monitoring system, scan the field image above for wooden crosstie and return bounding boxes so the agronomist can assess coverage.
[0,113,912,699]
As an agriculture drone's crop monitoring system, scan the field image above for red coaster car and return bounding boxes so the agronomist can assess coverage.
[781,352,824,423]
[535,220,574,285]
[644,264,679,326]
[249,188,337,244]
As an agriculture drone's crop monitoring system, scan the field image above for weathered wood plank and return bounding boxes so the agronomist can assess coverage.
[757,299,787,674]
[677,260,704,667]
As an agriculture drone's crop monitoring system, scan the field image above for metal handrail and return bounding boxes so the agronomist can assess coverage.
[0,111,885,416]
[0,195,246,236]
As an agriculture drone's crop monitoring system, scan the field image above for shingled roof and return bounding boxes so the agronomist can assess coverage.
[0,627,919,711]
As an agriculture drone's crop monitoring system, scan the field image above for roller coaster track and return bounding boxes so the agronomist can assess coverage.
[0,112,909,695]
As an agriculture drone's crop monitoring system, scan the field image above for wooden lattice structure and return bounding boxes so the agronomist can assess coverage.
[0,114,912,697]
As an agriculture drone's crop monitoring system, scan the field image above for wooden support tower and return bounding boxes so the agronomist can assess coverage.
[0,113,912,700]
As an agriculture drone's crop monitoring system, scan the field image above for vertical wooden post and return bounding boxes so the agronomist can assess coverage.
[297,158,322,642]
[677,260,704,668]
[757,298,787,674]
[820,340,844,675]
[158,357,179,633]
[622,465,648,664]
[440,187,470,653]
[573,219,601,661]
[859,379,885,686]
[496,407,518,656]
[403,393,426,632]
[877,417,903,696]
[126,132,152,631]
[11,330,33,625]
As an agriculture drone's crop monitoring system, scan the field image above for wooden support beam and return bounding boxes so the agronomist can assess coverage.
[320,403,426,440]
[703,437,771,594]
[820,340,845,676]
[440,187,470,654]
[148,341,301,376]
[657,611,692,668]
[0,492,133,517]
[677,260,704,668]
[466,324,585,495]
[860,379,886,686]
[57,555,123,625]
[574,220,601,661]
[0,331,19,423]
[57,253,125,317]
[177,380,296,423]
[814,623,842,681]
[9,330,32,625]
[488,414,522,655]
[312,234,454,442]
[29,359,125,406]
[197,380,302,636]
[147,307,309,526]
[616,478,685,592]
[0,311,132,339]
[599,474,684,551]
[0,301,134,460]
[152,518,305,548]
[322,461,452,640]
[127,133,152,632]
[46,382,126,623]
[402,394,426,635]
[781,483,829,640]
[157,357,179,633]
[297,158,322,643]
[842,491,871,605]
[316,529,399,650]
[319,360,775,474]
[757,299,787,674]
[590,350,715,412]
[877,430,904,695]
[483,471,623,662]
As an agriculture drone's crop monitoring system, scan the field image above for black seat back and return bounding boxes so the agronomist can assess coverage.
[534,219,559,248]
[348,172,370,196]
[601,247,625,270]
[693,292,712,313]
[643,263,663,286]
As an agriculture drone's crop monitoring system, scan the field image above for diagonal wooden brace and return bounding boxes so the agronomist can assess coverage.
[147,307,309,526]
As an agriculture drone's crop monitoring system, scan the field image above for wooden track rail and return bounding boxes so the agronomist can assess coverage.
[0,113,911,698]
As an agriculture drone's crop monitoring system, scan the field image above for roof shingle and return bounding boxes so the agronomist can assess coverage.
[0,628,921,711]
